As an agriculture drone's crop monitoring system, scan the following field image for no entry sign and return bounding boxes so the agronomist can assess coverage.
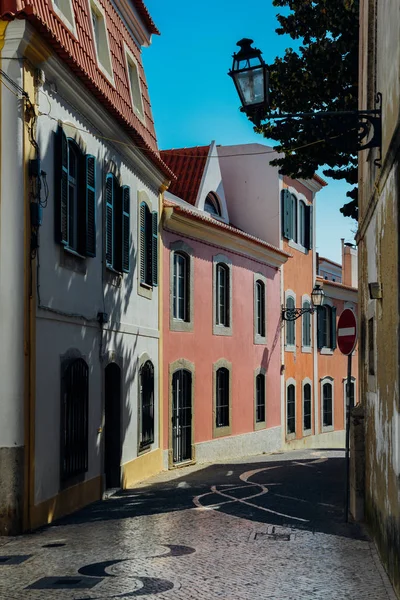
[337,309,357,355]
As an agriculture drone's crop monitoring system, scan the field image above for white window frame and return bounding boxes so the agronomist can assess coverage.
[343,376,356,429]
[302,378,312,436]
[285,185,311,254]
[286,377,296,440]
[254,273,267,345]
[284,289,296,352]
[301,294,312,352]
[123,43,145,123]
[88,0,115,86]
[51,0,77,36]
[319,298,335,355]
[212,254,232,336]
[321,376,334,433]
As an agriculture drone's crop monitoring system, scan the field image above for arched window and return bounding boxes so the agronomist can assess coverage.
[322,381,333,428]
[303,382,312,431]
[139,360,154,448]
[255,373,266,423]
[255,280,266,337]
[173,252,189,321]
[172,369,192,463]
[61,357,89,481]
[216,367,229,428]
[287,383,296,434]
[302,300,311,347]
[216,263,229,326]
[204,192,221,216]
[286,296,295,346]
[299,200,306,246]
[291,194,298,243]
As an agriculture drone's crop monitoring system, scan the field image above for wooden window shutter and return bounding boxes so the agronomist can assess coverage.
[105,174,114,268]
[85,155,96,257]
[54,126,69,245]
[139,202,146,283]
[152,211,158,286]
[331,306,337,350]
[121,186,130,273]
[317,307,325,349]
[281,189,292,239]
[305,205,313,250]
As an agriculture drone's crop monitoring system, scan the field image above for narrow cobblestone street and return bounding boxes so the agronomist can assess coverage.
[0,450,396,599]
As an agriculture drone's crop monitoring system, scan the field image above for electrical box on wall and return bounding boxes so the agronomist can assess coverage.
[29,158,41,178]
[30,202,43,227]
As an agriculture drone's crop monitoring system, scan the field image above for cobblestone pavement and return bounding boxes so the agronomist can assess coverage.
[0,449,397,599]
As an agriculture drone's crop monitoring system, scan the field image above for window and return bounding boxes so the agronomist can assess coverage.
[124,47,145,120]
[216,263,229,327]
[139,360,154,448]
[139,200,158,288]
[204,192,221,216]
[287,383,296,435]
[105,174,130,273]
[299,200,306,246]
[285,296,295,347]
[303,382,312,432]
[216,368,229,428]
[61,357,89,482]
[52,0,76,33]
[302,300,311,348]
[89,0,113,81]
[322,381,333,429]
[173,252,189,321]
[317,305,337,351]
[55,127,96,257]
[281,189,312,249]
[255,373,266,424]
[368,317,375,375]
[255,280,266,338]
[172,369,193,464]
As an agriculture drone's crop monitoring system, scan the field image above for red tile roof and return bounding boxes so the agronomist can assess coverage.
[164,199,292,259]
[160,146,210,206]
[0,0,172,179]
[133,0,160,35]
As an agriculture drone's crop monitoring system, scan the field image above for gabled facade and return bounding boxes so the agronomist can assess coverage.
[160,145,289,465]
[0,0,171,533]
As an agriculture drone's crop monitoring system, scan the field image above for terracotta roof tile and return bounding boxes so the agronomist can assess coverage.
[160,146,210,206]
[133,0,160,35]
[0,0,172,179]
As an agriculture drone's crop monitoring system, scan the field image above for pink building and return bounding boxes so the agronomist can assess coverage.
[160,145,289,466]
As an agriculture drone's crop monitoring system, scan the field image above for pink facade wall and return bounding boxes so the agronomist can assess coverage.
[162,230,282,450]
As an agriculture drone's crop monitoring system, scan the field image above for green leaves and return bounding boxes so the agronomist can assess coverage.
[263,0,359,220]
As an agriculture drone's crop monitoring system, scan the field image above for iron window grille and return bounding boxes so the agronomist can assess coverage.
[172,369,192,463]
[55,127,96,257]
[173,252,189,321]
[256,373,266,423]
[323,382,333,428]
[255,280,266,337]
[139,360,154,448]
[303,383,312,431]
[287,384,296,434]
[216,263,230,327]
[216,367,229,428]
[60,357,89,482]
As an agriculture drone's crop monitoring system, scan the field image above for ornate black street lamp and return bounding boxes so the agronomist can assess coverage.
[281,284,325,321]
[228,39,382,164]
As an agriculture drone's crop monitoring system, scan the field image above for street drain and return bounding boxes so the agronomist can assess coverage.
[250,526,295,542]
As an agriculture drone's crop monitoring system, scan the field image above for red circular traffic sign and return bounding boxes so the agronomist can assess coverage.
[337,309,357,355]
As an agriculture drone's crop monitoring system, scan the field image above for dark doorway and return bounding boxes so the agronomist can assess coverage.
[104,363,121,489]
[172,370,192,464]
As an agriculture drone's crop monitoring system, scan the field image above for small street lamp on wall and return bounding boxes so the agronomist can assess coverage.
[281,284,325,321]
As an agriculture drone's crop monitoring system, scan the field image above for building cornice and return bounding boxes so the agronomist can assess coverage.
[317,277,358,303]
[111,0,151,48]
[163,206,290,269]
[297,177,326,194]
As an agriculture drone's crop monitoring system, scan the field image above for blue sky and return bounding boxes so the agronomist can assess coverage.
[142,0,357,263]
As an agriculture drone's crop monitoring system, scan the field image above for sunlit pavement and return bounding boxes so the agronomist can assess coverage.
[0,449,397,599]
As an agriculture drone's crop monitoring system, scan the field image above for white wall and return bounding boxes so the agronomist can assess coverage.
[217,144,281,247]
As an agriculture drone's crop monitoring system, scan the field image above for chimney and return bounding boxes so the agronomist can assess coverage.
[342,239,358,287]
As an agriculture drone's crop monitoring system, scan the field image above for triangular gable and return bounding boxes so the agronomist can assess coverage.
[195,141,229,223]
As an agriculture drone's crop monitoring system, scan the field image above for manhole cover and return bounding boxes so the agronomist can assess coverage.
[249,525,295,542]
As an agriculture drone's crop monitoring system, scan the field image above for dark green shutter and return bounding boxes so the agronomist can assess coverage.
[317,307,324,349]
[105,174,114,268]
[85,155,96,257]
[140,202,146,283]
[282,189,292,239]
[121,186,130,273]
[305,204,313,250]
[152,211,158,286]
[331,306,337,350]
[55,126,69,245]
